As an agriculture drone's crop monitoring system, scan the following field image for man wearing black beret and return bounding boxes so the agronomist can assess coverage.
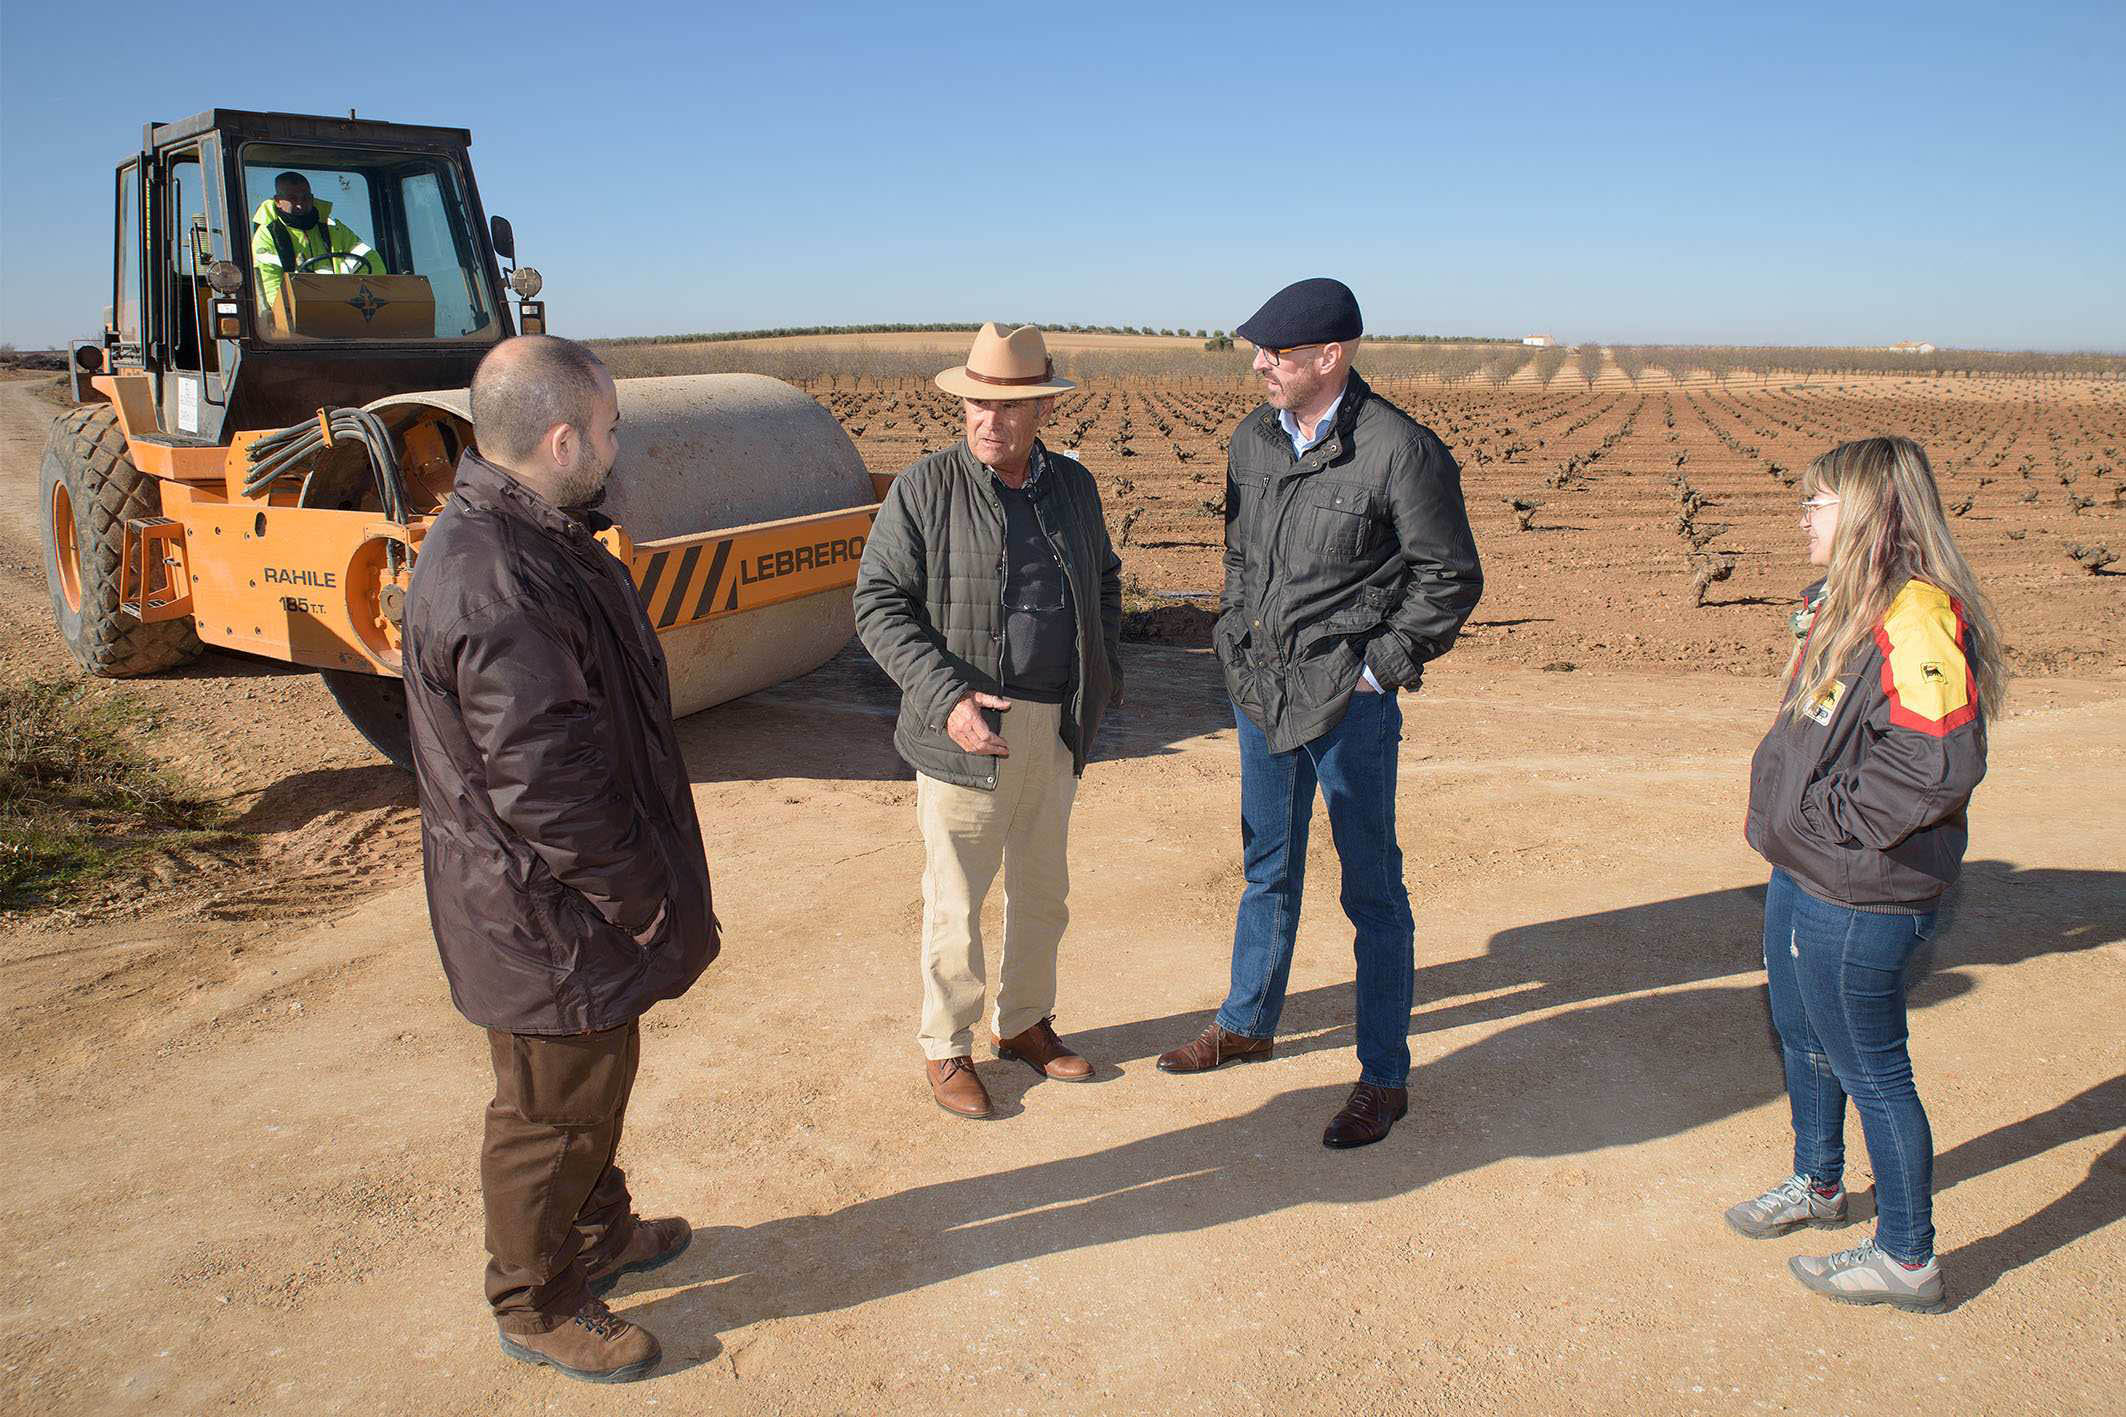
[1156,277,1482,1149]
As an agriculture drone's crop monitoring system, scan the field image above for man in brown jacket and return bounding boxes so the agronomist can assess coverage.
[402,335,719,1384]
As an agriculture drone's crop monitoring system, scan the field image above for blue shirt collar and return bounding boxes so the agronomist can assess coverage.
[1279,394,1343,456]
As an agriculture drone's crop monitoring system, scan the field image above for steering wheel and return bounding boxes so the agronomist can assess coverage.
[296,251,376,275]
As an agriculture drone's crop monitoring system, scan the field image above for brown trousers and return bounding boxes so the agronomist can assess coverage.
[481,1020,641,1331]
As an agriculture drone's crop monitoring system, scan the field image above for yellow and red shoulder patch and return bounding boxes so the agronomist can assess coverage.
[1873,581,1975,735]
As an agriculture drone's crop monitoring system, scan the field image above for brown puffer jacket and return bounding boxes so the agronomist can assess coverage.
[402,453,718,1034]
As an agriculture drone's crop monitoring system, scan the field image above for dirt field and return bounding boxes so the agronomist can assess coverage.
[1,368,2121,1415]
[803,370,2126,680]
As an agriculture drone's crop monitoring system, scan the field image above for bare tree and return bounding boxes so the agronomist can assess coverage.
[1433,347,1489,385]
[1654,347,1695,386]
[1574,345,1605,387]
[1485,346,1534,386]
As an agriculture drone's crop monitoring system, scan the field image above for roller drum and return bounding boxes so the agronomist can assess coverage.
[372,373,871,719]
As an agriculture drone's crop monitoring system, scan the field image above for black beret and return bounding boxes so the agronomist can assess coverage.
[1233,277,1363,349]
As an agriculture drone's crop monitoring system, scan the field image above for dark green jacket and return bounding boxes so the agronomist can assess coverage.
[1217,371,1483,753]
[855,440,1123,789]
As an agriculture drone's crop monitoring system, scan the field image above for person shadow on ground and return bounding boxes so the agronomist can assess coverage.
[1932,1073,2126,1311]
[624,864,2123,1363]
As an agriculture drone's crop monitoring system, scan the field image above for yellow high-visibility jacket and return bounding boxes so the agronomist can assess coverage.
[250,197,381,307]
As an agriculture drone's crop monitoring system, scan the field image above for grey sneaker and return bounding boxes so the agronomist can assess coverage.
[1724,1173,1847,1239]
[1788,1239,1944,1313]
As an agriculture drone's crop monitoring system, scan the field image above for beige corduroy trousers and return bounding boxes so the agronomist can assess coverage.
[915,700,1079,1059]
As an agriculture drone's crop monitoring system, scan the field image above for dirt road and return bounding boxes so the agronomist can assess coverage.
[2,377,2120,1414]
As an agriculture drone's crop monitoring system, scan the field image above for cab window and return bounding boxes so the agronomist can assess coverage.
[114,163,141,347]
[241,146,499,343]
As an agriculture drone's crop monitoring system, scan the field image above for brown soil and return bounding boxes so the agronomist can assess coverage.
[1,374,2120,1415]
[816,373,2126,679]
[0,376,422,938]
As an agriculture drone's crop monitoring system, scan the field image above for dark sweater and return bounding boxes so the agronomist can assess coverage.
[994,472,1076,704]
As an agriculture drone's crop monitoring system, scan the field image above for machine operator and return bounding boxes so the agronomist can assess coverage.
[250,171,382,313]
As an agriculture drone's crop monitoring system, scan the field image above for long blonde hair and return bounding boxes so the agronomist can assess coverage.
[1788,436,2007,724]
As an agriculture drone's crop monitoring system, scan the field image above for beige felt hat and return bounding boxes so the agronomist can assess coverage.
[934,323,1076,399]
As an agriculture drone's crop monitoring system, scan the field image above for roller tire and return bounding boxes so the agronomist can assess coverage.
[322,668,414,772]
[38,403,202,677]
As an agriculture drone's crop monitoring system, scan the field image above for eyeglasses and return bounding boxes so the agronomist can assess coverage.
[1799,496,1841,518]
[1256,343,1324,366]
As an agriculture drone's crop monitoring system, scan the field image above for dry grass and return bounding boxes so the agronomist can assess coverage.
[594,335,1550,388]
[0,680,246,912]
[592,333,2126,391]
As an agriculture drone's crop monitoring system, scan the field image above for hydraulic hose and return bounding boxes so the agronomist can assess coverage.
[242,408,412,572]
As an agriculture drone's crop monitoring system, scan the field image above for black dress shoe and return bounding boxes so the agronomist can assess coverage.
[1322,1082,1408,1149]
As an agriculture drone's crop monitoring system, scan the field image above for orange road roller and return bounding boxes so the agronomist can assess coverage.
[40,108,889,768]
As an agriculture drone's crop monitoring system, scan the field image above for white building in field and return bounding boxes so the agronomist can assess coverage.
[1888,340,1937,354]
[1522,333,1559,347]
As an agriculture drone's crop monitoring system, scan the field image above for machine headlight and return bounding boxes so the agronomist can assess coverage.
[206,259,246,295]
[509,267,544,299]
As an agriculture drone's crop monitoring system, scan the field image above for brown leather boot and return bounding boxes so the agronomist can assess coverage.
[1322,1082,1408,1149]
[497,1296,661,1383]
[586,1216,693,1296]
[993,1016,1093,1080]
[1156,1021,1273,1073]
[926,1055,992,1118]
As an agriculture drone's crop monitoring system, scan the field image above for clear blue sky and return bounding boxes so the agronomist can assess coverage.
[3,1,2120,351]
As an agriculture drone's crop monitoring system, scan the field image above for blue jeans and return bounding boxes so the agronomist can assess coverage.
[1763,867,1938,1262]
[1217,692,1416,1088]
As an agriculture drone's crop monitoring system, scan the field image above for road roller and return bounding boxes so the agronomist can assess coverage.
[39,108,888,768]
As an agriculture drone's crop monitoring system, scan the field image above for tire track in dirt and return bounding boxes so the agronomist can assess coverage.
[0,376,422,1025]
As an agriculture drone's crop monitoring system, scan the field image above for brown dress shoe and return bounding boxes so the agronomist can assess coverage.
[1156,1021,1273,1073]
[926,1055,993,1118]
[587,1216,692,1296]
[498,1296,661,1383]
[994,1015,1093,1080]
[1322,1082,1409,1149]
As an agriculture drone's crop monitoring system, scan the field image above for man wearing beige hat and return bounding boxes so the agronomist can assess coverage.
[854,324,1124,1119]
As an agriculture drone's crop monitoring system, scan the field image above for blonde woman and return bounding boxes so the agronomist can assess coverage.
[1731,436,2005,1313]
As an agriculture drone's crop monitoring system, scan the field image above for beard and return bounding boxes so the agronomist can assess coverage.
[1266,365,1328,410]
[554,452,615,511]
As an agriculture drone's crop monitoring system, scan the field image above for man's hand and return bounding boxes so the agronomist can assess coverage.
[946,692,1013,756]
[629,899,669,949]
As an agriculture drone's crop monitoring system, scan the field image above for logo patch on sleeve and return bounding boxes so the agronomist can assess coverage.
[1804,679,1845,725]
[1875,583,1976,735]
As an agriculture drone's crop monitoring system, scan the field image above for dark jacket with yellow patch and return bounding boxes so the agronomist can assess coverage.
[1746,578,1987,912]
